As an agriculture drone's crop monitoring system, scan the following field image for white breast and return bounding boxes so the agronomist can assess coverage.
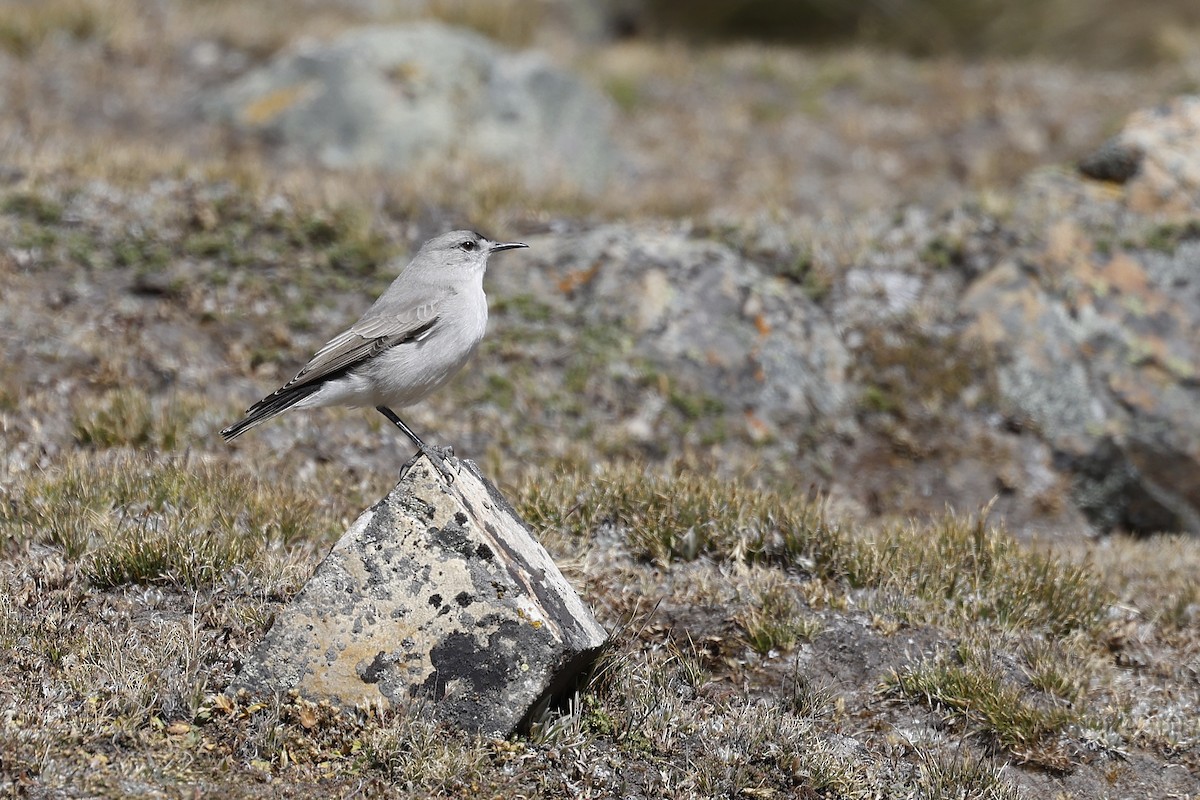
[361,285,489,408]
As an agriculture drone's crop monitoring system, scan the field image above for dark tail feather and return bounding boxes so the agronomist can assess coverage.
[221,383,324,442]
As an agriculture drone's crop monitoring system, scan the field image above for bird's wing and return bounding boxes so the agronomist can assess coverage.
[281,297,442,391]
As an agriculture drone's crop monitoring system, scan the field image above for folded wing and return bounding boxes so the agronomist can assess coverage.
[220,298,442,441]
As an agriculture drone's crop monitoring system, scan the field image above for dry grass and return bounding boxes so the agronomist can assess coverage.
[1,429,1198,795]
[1,450,333,588]
[71,389,210,451]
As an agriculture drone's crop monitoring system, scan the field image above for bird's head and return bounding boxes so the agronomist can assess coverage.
[416,230,528,278]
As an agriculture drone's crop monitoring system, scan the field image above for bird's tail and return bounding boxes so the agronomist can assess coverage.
[220,383,323,442]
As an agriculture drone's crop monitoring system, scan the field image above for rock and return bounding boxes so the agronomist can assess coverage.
[236,456,608,736]
[1078,137,1142,184]
[207,23,616,193]
[490,225,854,442]
[962,236,1200,534]
[1077,95,1200,215]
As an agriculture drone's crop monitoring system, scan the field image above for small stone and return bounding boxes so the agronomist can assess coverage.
[1078,137,1142,184]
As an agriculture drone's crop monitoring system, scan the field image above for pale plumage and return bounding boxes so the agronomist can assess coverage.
[221,230,527,478]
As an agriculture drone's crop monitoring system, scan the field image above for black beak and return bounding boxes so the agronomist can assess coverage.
[489,241,528,253]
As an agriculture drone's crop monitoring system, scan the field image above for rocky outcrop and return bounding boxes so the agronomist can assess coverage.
[236,456,608,736]
[208,23,616,192]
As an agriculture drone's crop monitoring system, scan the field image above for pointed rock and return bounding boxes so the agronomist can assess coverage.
[236,457,608,737]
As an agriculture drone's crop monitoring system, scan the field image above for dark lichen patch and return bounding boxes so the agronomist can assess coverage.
[455,591,474,608]
[412,627,513,712]
[431,521,476,559]
[427,594,443,608]
[475,544,494,561]
[359,651,390,685]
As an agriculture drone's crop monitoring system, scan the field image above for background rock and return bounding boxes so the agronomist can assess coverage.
[962,235,1200,533]
[1078,94,1200,215]
[492,225,854,443]
[208,22,617,192]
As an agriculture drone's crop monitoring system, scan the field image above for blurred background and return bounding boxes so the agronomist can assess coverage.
[3,0,1200,541]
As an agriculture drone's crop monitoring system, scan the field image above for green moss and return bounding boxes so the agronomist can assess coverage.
[698,416,730,446]
[858,385,898,414]
[14,222,58,251]
[1138,220,1200,254]
[64,231,99,268]
[668,388,726,420]
[772,250,813,284]
[492,294,554,323]
[922,234,965,270]
[296,214,342,247]
[113,235,171,271]
[560,323,629,397]
[604,76,642,113]
[483,372,516,410]
[3,190,64,224]
[183,231,233,259]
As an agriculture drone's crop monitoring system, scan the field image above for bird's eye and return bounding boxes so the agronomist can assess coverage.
[460,240,477,252]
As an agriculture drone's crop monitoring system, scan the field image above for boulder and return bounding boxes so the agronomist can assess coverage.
[236,456,608,736]
[208,23,616,192]
[489,225,854,444]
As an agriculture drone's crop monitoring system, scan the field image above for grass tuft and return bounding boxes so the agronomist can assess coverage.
[841,513,1109,637]
[522,465,1109,640]
[884,640,1081,768]
[1,451,330,588]
[71,389,208,451]
[916,749,1021,800]
[738,578,823,655]
[518,464,833,566]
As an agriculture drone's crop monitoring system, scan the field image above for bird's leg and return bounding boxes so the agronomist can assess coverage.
[376,406,458,483]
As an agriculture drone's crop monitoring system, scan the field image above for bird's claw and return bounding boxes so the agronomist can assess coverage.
[407,443,459,484]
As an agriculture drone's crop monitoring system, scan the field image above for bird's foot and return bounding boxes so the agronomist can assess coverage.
[402,443,459,484]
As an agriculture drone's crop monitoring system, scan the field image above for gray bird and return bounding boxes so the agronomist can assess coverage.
[221,230,528,479]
